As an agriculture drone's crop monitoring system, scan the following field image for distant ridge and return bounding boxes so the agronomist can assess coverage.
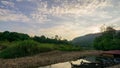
[72,33,101,47]
[72,30,120,47]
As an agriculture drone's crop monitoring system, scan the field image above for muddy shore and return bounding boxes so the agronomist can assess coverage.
[0,50,102,68]
[107,64,120,68]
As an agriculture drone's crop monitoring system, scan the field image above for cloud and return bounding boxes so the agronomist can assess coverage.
[0,0,119,40]
[31,0,112,22]
[16,0,23,2]
[104,17,120,27]
[28,0,116,39]
[0,8,30,22]
[16,0,40,2]
[1,0,15,8]
[37,22,101,40]
[31,13,50,23]
[0,0,32,22]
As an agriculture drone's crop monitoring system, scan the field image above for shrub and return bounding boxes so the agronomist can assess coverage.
[57,44,81,51]
[0,41,11,51]
[0,40,52,58]
[0,40,81,59]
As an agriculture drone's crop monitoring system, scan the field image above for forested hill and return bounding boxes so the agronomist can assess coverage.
[0,31,69,44]
[72,30,120,47]
[72,33,102,47]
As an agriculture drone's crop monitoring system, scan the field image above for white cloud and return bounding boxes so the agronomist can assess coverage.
[31,13,50,23]
[28,0,115,39]
[0,0,119,40]
[104,17,120,27]
[1,0,15,8]
[31,0,112,22]
[16,0,40,2]
[37,22,101,40]
[0,8,30,22]
[0,0,32,22]
[16,0,23,2]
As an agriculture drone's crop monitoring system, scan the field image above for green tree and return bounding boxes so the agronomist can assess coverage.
[0,31,30,42]
[93,26,120,50]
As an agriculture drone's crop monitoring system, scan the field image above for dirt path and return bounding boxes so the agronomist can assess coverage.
[0,50,102,68]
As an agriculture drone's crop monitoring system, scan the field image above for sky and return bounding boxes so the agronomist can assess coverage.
[0,0,120,40]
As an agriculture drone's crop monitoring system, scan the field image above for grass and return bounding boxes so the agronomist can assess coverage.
[0,40,81,59]
[0,41,11,50]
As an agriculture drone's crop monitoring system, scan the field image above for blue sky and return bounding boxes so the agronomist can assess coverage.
[0,0,120,40]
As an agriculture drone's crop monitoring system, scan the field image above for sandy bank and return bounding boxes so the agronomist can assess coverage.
[0,50,102,68]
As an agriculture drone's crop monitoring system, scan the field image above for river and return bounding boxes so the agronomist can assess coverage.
[39,56,96,68]
[39,56,120,68]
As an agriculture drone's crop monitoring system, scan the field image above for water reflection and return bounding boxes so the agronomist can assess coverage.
[39,62,71,68]
[39,55,120,68]
[39,59,90,68]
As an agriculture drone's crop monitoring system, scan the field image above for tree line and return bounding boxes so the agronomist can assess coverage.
[94,26,120,50]
[0,31,70,44]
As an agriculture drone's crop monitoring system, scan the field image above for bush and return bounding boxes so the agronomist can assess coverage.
[56,44,81,51]
[0,41,11,51]
[0,40,52,58]
[0,40,81,59]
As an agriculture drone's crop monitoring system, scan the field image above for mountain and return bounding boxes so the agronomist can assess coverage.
[72,33,102,47]
[72,30,120,47]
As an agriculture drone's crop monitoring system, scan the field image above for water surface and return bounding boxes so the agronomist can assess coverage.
[39,58,91,68]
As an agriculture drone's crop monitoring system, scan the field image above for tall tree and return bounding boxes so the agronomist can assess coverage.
[93,26,120,50]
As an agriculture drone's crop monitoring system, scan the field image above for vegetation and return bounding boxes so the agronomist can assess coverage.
[0,31,81,59]
[0,31,30,42]
[0,31,70,44]
[94,26,120,50]
[32,35,70,44]
[72,33,101,49]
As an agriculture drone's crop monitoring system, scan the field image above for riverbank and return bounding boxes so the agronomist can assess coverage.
[0,50,102,68]
[107,64,120,68]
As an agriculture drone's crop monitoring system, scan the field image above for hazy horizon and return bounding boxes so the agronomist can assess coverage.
[0,0,120,40]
